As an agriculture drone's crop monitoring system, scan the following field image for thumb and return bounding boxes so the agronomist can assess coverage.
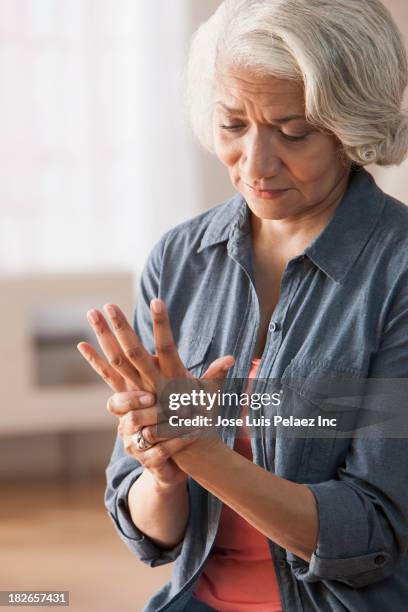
[201,355,235,380]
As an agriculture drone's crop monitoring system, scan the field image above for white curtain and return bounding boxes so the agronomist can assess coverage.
[0,0,204,274]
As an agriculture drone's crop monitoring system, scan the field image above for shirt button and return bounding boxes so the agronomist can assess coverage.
[374,554,386,566]
[269,321,279,333]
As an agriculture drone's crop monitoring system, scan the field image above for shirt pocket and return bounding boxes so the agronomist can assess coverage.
[278,358,365,482]
[177,333,213,378]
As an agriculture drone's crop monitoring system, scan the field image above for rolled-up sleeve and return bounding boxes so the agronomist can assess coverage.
[104,232,184,566]
[104,435,184,566]
[287,274,408,588]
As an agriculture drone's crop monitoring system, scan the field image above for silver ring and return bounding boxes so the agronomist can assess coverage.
[135,429,153,450]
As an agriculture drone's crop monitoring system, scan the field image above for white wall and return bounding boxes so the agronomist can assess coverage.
[0,1,232,481]
[370,0,408,203]
[0,0,232,277]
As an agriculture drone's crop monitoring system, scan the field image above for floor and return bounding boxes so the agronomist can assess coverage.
[0,476,173,611]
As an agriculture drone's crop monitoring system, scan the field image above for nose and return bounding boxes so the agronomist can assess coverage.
[240,129,282,185]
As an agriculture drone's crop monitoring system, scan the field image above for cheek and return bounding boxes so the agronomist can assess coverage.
[214,136,240,169]
[288,139,341,184]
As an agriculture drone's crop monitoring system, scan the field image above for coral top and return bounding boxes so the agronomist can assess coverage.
[193,358,283,611]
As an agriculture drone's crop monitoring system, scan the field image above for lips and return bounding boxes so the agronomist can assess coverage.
[249,185,287,192]
[256,189,287,195]
[246,183,289,200]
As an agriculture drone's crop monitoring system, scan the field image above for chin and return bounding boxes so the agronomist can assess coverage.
[245,198,298,221]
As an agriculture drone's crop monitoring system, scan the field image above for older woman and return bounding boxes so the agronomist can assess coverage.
[78,0,408,610]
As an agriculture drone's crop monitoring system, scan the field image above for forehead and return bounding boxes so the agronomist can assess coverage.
[214,65,305,116]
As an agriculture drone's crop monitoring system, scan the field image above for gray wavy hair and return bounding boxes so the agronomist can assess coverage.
[184,0,408,167]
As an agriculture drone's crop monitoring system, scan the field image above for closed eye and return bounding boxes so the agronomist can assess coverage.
[218,124,246,132]
[279,132,307,142]
[218,124,308,142]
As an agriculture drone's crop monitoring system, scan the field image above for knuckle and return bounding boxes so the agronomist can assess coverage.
[129,410,139,425]
[123,436,133,454]
[88,353,97,367]
[142,456,153,469]
[118,412,136,436]
[125,345,143,361]
[101,368,112,384]
[94,325,105,337]
[142,426,155,445]
[154,443,169,462]
[109,354,123,368]
[125,411,139,431]
[112,318,124,331]
[156,343,175,355]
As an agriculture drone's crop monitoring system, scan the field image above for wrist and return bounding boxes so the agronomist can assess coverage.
[179,433,224,453]
[172,434,225,465]
[150,472,188,497]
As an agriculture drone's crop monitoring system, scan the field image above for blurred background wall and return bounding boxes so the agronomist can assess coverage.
[370,0,408,197]
[0,0,232,482]
[0,1,407,611]
[0,0,233,277]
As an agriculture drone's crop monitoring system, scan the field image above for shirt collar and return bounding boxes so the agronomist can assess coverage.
[196,193,248,252]
[304,167,386,283]
[197,167,386,284]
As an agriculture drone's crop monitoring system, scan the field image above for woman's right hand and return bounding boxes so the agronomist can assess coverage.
[107,389,198,489]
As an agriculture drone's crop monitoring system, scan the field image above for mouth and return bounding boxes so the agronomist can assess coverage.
[247,184,289,199]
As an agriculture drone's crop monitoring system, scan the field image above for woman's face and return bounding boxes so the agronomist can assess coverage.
[213,65,351,222]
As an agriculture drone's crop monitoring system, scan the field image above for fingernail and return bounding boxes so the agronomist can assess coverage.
[104,304,116,318]
[151,299,162,314]
[140,393,154,406]
[87,309,99,324]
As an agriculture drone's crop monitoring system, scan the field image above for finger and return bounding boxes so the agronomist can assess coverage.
[77,342,127,392]
[117,407,162,435]
[202,355,235,380]
[124,431,200,468]
[103,303,160,387]
[107,390,156,416]
[150,299,186,378]
[86,308,144,389]
[134,422,202,446]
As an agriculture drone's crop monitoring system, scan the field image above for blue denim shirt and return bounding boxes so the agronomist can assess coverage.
[105,167,408,611]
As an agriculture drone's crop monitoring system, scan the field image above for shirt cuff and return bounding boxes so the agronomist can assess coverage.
[285,480,393,587]
[107,467,184,567]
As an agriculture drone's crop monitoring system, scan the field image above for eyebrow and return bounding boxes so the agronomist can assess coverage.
[215,101,305,123]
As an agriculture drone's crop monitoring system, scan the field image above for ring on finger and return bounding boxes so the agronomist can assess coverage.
[135,428,154,450]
